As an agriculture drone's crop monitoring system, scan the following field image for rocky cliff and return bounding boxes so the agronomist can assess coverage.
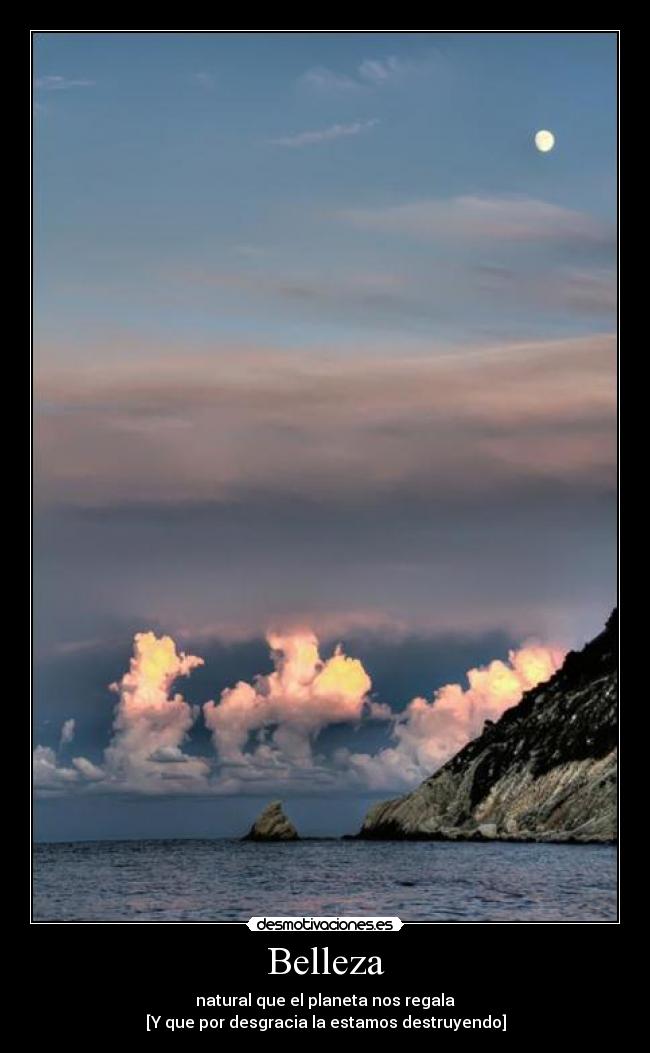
[358,610,617,844]
[242,800,299,841]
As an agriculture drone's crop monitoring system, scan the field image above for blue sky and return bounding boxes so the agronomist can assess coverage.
[33,32,617,839]
[35,32,615,350]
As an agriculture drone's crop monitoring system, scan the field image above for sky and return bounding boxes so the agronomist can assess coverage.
[33,32,617,840]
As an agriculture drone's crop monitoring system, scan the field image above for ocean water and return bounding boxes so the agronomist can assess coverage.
[33,839,617,922]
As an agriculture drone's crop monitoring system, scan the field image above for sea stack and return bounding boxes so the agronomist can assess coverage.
[242,800,299,841]
[357,610,617,844]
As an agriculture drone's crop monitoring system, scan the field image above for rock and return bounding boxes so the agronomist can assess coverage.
[242,801,299,841]
[478,823,498,839]
[358,610,617,844]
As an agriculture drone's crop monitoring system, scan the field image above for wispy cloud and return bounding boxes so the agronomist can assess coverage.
[269,118,379,148]
[300,52,438,92]
[473,264,616,316]
[35,333,616,509]
[357,56,417,84]
[338,194,615,250]
[35,75,95,91]
[300,67,360,93]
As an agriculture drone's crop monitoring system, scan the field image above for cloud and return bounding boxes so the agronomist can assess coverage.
[172,255,614,330]
[338,194,614,249]
[102,632,208,791]
[339,644,565,790]
[176,264,415,323]
[33,632,208,796]
[35,75,94,91]
[473,265,616,316]
[35,333,616,510]
[357,56,415,84]
[33,745,80,790]
[34,718,98,792]
[299,67,360,92]
[59,718,75,746]
[300,52,436,93]
[34,627,566,798]
[148,745,189,763]
[71,756,105,781]
[204,631,381,774]
[33,742,105,792]
[269,119,378,148]
[557,268,617,314]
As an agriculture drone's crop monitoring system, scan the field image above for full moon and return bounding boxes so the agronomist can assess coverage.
[534,129,555,153]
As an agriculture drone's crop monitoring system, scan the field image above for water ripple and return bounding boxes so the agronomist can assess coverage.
[33,839,617,922]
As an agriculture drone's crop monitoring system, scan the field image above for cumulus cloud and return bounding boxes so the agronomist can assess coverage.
[33,632,208,796]
[102,631,208,791]
[204,631,381,775]
[71,756,105,781]
[270,119,378,148]
[148,745,189,763]
[33,717,97,792]
[339,644,565,789]
[34,628,566,798]
[33,745,80,790]
[32,742,105,792]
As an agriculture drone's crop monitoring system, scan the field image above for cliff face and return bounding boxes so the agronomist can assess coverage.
[359,611,617,844]
[242,800,299,841]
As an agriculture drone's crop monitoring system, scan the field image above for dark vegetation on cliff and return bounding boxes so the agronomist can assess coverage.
[358,610,618,844]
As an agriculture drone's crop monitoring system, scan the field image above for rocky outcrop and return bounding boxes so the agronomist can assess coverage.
[242,801,299,841]
[358,610,617,844]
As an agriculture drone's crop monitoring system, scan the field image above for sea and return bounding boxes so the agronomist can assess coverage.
[33,838,617,922]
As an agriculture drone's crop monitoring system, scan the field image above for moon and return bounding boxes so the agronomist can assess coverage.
[534,129,555,153]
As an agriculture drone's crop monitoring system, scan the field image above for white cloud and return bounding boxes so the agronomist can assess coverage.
[33,744,105,791]
[270,118,379,148]
[72,756,105,781]
[33,745,79,790]
[358,56,413,84]
[300,52,432,93]
[59,718,75,746]
[300,66,360,92]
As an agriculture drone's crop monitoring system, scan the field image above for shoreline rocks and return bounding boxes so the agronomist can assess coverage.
[357,610,618,845]
[242,800,299,842]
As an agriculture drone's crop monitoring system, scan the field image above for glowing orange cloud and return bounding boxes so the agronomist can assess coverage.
[204,630,374,767]
[340,643,565,790]
[33,629,566,797]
